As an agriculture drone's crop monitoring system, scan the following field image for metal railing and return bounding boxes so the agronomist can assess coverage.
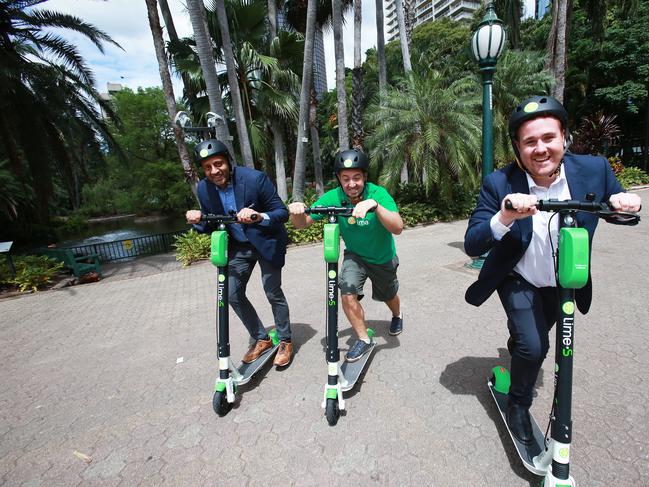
[65,230,187,263]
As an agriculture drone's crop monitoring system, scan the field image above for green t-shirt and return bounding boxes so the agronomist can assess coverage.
[310,183,398,264]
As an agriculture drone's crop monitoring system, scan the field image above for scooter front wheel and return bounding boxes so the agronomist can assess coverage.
[325,398,340,426]
[213,390,233,417]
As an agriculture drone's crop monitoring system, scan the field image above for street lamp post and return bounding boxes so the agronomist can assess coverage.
[471,2,506,181]
[466,2,506,270]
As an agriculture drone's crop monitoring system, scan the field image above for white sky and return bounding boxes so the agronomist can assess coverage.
[44,0,537,95]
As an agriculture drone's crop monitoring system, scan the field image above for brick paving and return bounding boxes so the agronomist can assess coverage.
[1,188,647,486]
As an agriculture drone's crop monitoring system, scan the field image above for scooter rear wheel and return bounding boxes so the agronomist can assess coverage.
[213,390,233,417]
[325,398,340,426]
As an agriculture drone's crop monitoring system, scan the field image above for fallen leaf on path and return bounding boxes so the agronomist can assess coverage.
[73,450,92,463]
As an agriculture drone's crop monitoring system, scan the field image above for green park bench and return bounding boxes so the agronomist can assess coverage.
[41,248,103,279]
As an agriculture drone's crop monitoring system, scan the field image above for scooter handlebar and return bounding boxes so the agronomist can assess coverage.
[200,213,258,223]
[503,198,640,225]
[305,206,354,216]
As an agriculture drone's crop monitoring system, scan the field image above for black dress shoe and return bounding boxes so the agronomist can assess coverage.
[506,402,533,445]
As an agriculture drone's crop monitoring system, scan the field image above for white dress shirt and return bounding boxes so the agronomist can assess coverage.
[490,165,572,288]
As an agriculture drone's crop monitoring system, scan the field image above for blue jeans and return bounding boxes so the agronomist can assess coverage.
[497,274,558,408]
[228,242,291,342]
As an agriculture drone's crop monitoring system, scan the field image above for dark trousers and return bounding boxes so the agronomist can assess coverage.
[497,274,558,408]
[228,243,291,342]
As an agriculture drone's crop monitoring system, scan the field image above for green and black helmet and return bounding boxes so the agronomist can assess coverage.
[333,149,369,174]
[194,139,230,166]
[508,96,570,168]
[508,95,569,140]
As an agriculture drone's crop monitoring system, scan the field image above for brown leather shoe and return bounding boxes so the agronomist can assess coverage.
[273,341,293,367]
[242,337,273,363]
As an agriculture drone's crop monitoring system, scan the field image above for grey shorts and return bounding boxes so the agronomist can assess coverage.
[339,251,399,302]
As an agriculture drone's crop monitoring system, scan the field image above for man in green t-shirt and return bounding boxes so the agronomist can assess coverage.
[288,149,404,362]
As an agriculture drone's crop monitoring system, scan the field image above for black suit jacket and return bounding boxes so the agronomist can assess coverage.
[464,153,624,314]
[194,166,289,268]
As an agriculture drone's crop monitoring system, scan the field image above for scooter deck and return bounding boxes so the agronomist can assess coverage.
[340,343,375,392]
[488,380,547,476]
[234,344,279,386]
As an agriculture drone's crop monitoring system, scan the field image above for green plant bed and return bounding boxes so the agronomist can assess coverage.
[0,255,65,293]
[617,166,649,189]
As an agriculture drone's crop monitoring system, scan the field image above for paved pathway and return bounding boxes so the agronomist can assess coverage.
[1,188,647,486]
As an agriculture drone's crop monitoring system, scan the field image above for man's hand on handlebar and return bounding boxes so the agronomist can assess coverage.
[186,210,202,224]
[609,192,642,213]
[352,199,378,219]
[499,193,538,226]
[288,202,308,215]
[237,207,260,224]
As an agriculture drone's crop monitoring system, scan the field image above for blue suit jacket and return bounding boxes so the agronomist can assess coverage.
[464,153,623,314]
[194,166,289,268]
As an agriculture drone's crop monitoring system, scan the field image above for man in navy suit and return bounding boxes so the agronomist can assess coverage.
[464,96,641,444]
[186,139,293,367]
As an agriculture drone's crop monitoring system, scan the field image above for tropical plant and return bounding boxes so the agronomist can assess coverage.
[571,112,621,155]
[0,0,121,222]
[365,71,482,198]
[173,229,210,266]
[616,166,649,188]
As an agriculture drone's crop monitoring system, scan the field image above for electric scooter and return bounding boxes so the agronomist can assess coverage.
[490,196,640,485]
[305,206,376,426]
[202,213,280,417]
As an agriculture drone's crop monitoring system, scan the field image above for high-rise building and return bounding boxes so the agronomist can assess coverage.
[535,0,551,19]
[386,0,481,42]
[277,7,327,100]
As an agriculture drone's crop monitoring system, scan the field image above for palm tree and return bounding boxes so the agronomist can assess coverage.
[0,0,121,221]
[375,0,388,95]
[292,0,317,203]
[546,0,570,103]
[210,0,255,168]
[157,0,198,108]
[331,0,349,150]
[365,71,482,197]
[394,0,412,74]
[185,0,235,157]
[144,0,199,196]
[351,0,364,150]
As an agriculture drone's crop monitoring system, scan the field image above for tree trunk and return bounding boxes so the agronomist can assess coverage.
[158,0,198,108]
[403,0,414,47]
[394,0,412,74]
[268,0,277,39]
[291,0,317,202]
[214,1,255,168]
[331,0,349,150]
[185,0,235,158]
[145,0,199,197]
[271,121,288,201]
[351,0,364,150]
[310,88,324,196]
[375,0,387,95]
[546,0,570,103]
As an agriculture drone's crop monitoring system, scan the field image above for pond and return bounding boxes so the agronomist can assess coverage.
[59,214,190,247]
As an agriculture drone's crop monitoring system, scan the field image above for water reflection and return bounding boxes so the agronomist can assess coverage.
[60,214,189,247]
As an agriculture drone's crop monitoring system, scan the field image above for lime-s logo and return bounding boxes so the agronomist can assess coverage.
[343,158,353,168]
[562,301,574,315]
[200,148,209,158]
[523,101,539,113]
[218,274,225,282]
[328,270,336,279]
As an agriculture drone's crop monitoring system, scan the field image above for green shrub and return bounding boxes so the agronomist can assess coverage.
[286,218,325,244]
[0,255,64,292]
[617,166,649,189]
[173,229,210,266]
